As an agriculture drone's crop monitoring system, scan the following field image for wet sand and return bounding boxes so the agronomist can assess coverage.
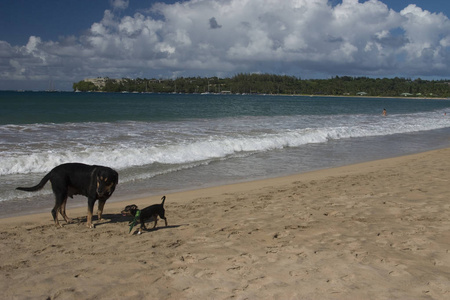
[1,148,450,299]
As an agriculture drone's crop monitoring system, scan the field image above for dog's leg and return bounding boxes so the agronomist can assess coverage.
[97,199,106,221]
[86,209,93,228]
[52,191,66,228]
[159,212,168,227]
[140,215,146,233]
[86,198,96,228]
[153,216,158,229]
[51,206,61,227]
[60,197,72,224]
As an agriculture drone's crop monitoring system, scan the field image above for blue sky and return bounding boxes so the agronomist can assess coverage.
[0,0,449,90]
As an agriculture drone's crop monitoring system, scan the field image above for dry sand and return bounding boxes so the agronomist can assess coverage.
[1,148,450,299]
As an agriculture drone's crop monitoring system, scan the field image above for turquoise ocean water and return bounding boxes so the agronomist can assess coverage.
[1,91,450,218]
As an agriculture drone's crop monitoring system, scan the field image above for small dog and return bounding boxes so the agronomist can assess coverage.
[121,196,168,234]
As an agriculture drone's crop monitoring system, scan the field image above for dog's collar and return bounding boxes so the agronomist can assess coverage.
[128,209,141,233]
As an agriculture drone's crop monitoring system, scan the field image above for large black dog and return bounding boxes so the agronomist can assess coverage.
[17,163,118,228]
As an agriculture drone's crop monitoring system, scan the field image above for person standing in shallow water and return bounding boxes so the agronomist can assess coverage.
[382,108,387,116]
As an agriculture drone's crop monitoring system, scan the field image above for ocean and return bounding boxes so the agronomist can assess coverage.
[1,91,450,218]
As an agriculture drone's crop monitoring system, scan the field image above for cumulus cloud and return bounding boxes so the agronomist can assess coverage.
[1,0,449,90]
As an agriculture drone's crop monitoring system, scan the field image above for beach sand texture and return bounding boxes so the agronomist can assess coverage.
[1,148,450,299]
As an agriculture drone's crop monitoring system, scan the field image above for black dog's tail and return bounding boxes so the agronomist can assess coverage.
[161,196,166,206]
[16,172,51,192]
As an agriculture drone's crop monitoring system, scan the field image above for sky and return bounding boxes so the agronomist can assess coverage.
[0,0,449,91]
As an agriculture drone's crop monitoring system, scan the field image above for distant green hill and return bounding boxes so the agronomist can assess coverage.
[73,74,450,97]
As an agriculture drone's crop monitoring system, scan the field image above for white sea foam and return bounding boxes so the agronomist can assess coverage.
[1,110,449,179]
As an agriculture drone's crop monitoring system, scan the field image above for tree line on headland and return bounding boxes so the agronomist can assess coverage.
[73,74,450,97]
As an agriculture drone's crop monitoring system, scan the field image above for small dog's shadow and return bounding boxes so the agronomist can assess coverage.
[141,224,181,232]
[129,224,182,235]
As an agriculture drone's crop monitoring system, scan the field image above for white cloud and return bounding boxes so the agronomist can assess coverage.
[0,0,449,90]
[110,0,129,10]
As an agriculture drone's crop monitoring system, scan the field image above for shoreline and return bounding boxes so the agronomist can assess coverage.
[0,147,445,223]
[0,147,448,224]
[1,148,450,299]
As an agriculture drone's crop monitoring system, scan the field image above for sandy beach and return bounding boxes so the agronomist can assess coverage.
[1,148,450,299]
